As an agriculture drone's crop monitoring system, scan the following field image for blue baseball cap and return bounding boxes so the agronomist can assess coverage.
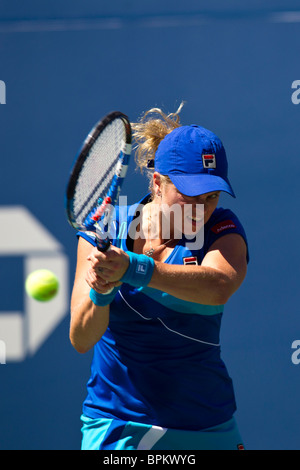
[154,125,235,197]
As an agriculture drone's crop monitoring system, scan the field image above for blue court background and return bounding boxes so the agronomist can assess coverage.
[0,1,300,450]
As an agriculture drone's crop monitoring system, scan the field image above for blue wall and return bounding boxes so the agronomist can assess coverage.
[1,1,300,450]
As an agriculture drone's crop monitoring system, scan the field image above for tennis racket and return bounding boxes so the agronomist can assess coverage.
[65,110,132,255]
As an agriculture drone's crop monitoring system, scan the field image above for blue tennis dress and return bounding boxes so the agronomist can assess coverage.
[78,195,249,450]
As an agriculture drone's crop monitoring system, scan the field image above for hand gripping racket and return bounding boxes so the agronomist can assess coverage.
[65,111,132,289]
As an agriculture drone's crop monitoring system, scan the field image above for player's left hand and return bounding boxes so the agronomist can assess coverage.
[87,245,130,286]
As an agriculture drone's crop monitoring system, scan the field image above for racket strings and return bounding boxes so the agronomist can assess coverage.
[75,158,116,221]
[73,119,125,225]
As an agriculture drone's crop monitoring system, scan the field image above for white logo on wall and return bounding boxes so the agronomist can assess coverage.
[0,206,68,362]
[0,340,5,364]
[0,80,6,104]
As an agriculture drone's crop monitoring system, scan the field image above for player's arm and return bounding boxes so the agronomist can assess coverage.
[148,233,247,305]
[69,237,111,354]
[86,233,247,306]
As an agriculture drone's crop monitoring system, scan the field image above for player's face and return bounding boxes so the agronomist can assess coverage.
[172,188,221,225]
[158,178,220,236]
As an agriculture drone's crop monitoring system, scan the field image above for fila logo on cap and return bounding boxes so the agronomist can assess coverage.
[202,154,216,169]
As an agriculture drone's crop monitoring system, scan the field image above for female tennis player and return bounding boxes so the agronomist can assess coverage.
[69,104,249,450]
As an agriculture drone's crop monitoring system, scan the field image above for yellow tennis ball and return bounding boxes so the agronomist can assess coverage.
[25,269,59,302]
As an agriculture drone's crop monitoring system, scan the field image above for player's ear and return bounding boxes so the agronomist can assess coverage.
[152,172,162,198]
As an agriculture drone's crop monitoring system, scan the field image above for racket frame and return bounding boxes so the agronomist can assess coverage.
[65,111,132,252]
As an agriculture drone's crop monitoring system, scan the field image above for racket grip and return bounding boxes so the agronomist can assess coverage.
[96,236,111,252]
[96,238,113,295]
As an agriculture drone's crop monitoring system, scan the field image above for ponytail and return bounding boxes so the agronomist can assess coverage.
[132,102,184,174]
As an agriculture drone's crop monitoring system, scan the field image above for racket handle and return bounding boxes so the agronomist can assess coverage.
[96,236,111,252]
[96,237,113,295]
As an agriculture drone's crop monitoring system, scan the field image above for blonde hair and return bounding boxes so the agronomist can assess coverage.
[132,102,184,176]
